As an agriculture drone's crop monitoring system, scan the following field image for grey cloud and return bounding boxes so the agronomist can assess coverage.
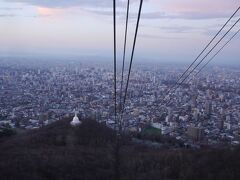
[204,28,240,38]
[149,25,203,34]
[177,11,233,20]
[4,0,234,21]
[138,33,184,40]
[84,9,234,20]
[26,15,52,18]
[140,11,232,20]
[0,7,22,10]
[84,9,114,16]
[4,0,130,8]
[160,26,196,33]
[0,14,16,17]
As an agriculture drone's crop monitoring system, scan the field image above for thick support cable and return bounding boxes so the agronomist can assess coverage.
[164,17,240,106]
[119,0,130,113]
[190,28,240,81]
[121,0,143,126]
[174,6,240,87]
[160,6,240,106]
[177,18,240,88]
[113,0,117,128]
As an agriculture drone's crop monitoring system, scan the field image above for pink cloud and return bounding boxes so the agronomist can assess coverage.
[37,7,64,16]
[150,0,239,15]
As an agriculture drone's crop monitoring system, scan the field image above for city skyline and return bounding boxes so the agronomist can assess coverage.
[0,0,239,63]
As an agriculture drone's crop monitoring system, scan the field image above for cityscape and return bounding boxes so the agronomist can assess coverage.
[0,0,240,179]
[1,58,240,147]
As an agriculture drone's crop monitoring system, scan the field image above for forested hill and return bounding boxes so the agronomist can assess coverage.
[0,118,240,180]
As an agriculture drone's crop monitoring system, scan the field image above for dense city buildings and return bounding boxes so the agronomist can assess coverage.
[1,58,240,146]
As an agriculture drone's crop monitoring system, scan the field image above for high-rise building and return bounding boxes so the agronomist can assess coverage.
[205,100,212,117]
[193,108,199,121]
[191,94,197,108]
[218,108,225,130]
[217,118,224,130]
[187,125,204,141]
[167,107,173,122]
[207,89,212,99]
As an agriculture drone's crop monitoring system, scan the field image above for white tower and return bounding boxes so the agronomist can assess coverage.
[70,110,81,126]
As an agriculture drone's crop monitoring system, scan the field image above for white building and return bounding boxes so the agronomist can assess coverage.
[70,111,81,126]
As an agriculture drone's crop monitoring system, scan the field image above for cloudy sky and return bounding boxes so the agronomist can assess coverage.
[0,0,239,63]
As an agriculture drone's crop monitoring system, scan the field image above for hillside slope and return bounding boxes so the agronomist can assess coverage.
[0,118,240,180]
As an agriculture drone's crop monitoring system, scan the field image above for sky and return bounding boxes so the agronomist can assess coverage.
[0,0,239,63]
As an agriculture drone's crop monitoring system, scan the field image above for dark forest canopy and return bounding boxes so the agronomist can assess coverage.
[0,118,240,180]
